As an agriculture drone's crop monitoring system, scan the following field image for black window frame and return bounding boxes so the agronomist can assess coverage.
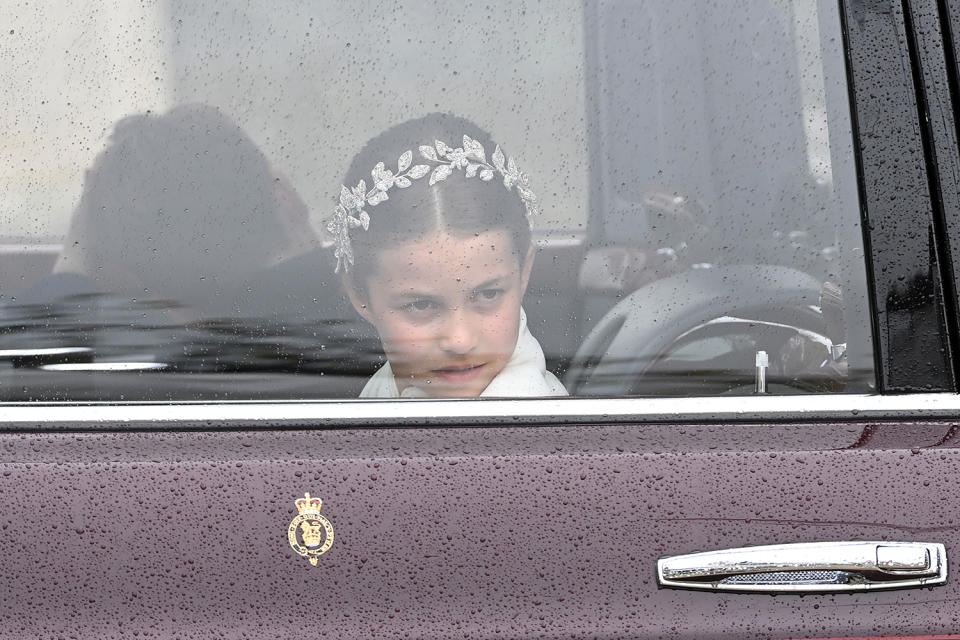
[841,0,960,392]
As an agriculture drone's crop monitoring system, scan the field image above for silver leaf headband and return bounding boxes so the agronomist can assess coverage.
[327,135,539,273]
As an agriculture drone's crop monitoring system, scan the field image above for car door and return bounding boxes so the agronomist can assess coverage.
[3,0,960,638]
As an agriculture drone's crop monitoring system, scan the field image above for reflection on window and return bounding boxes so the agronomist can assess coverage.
[0,0,874,401]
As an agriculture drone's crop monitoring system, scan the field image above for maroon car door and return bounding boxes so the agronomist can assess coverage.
[2,401,960,638]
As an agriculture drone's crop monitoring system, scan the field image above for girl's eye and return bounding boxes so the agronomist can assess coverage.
[401,299,437,314]
[474,288,504,303]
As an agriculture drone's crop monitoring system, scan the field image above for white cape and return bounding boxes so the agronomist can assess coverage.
[360,308,567,398]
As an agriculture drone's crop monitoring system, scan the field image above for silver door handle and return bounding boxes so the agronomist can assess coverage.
[657,541,947,593]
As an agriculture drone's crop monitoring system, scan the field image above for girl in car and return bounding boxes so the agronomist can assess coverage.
[328,113,567,398]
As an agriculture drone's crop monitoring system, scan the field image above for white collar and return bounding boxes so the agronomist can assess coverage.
[359,308,567,398]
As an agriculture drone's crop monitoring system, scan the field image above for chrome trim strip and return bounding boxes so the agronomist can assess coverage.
[0,393,958,427]
[39,362,168,372]
[0,347,91,357]
[0,243,61,254]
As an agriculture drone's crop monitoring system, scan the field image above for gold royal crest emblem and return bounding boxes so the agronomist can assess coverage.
[288,493,335,565]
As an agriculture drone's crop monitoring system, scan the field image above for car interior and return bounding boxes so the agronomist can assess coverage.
[0,0,876,401]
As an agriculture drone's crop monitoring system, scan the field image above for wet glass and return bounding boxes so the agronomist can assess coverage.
[0,0,874,400]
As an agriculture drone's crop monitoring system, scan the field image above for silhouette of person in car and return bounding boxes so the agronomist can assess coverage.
[20,103,317,319]
[5,104,379,398]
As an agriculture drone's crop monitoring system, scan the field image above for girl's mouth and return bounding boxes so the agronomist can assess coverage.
[432,363,485,384]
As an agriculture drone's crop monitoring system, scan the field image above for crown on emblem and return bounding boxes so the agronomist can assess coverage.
[295,493,323,515]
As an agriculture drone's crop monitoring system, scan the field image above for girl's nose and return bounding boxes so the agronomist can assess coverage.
[440,307,478,355]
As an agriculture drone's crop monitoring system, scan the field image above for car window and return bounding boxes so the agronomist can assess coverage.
[0,0,875,401]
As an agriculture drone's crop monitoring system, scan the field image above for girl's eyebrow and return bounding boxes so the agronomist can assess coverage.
[393,290,439,301]
[390,276,509,302]
[472,276,505,291]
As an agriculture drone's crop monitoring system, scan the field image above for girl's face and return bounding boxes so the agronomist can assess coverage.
[350,229,534,398]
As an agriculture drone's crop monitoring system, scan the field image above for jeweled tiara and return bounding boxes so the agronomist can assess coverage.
[327,135,538,273]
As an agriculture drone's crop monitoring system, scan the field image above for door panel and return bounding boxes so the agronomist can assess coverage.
[2,420,957,638]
